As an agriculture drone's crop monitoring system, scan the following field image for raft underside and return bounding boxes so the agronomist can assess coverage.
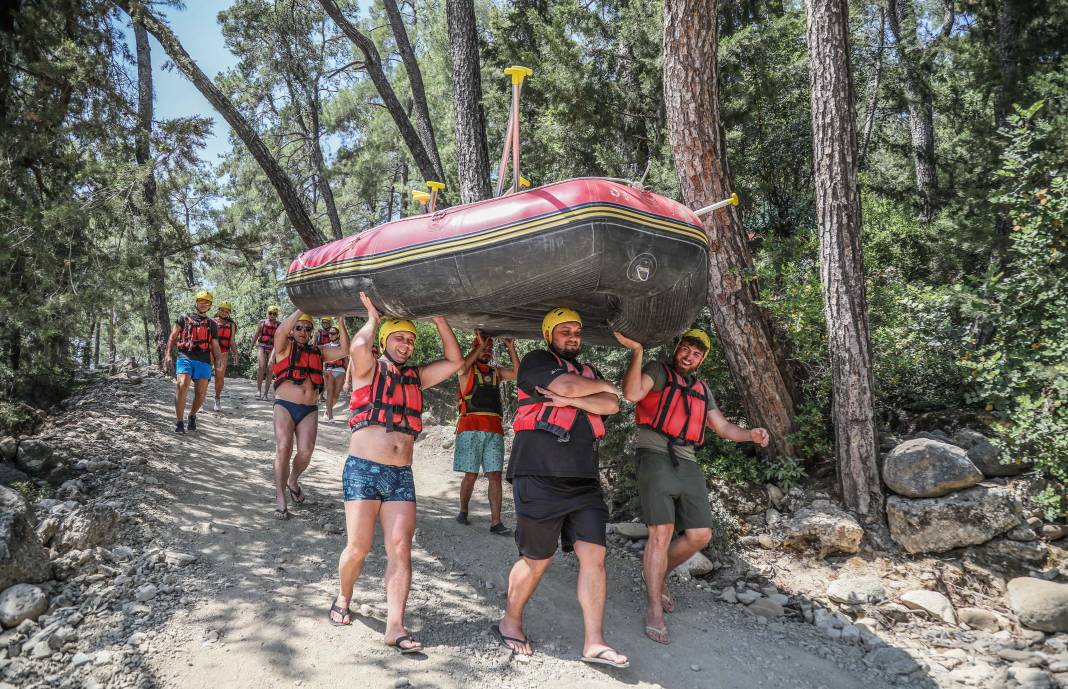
[286,218,708,347]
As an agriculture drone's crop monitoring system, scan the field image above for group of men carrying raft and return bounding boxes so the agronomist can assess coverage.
[163,289,769,668]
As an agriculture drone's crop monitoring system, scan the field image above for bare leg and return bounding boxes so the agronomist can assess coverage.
[325,375,340,419]
[174,374,192,422]
[458,472,477,514]
[498,554,551,655]
[288,409,318,496]
[665,527,712,573]
[487,472,503,526]
[643,523,674,642]
[380,500,420,651]
[214,360,227,400]
[272,405,295,513]
[331,499,380,624]
[189,378,210,417]
[256,348,269,396]
[574,540,627,665]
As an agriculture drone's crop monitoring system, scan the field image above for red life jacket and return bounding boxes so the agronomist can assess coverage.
[272,342,324,392]
[349,359,423,437]
[258,319,279,346]
[316,330,332,347]
[513,350,606,441]
[214,317,235,353]
[177,314,213,354]
[634,362,710,461]
[325,354,348,370]
[458,364,503,418]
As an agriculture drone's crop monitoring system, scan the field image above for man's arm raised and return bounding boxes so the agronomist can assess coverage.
[419,316,464,389]
[498,337,520,381]
[273,309,302,361]
[457,335,490,378]
[321,316,350,362]
[349,293,381,379]
[614,331,655,402]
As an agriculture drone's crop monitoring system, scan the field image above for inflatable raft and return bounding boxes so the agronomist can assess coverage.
[284,178,709,346]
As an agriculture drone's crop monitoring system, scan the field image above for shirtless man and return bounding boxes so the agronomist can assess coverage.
[251,305,281,400]
[328,293,462,655]
[270,310,349,519]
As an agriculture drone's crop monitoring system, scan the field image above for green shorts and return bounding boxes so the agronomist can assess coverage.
[636,449,714,530]
[453,431,504,474]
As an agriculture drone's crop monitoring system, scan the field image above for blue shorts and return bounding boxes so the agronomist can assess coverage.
[176,357,213,380]
[453,431,504,474]
[342,456,416,502]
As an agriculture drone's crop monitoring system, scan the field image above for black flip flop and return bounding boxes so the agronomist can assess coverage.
[328,601,352,627]
[385,634,423,655]
[491,624,534,656]
[581,647,630,669]
[287,483,306,504]
[274,508,290,521]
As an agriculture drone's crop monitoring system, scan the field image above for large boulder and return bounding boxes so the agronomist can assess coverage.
[887,484,1022,554]
[0,583,47,628]
[13,438,57,478]
[882,438,983,498]
[1006,578,1068,633]
[780,502,864,558]
[0,437,16,462]
[900,589,956,624]
[954,428,1030,477]
[827,575,887,605]
[0,485,51,590]
[0,463,30,487]
[52,504,119,553]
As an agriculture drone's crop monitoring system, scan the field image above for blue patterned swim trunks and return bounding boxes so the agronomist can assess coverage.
[342,455,416,503]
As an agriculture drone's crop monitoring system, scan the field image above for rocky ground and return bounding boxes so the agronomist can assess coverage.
[0,372,1066,689]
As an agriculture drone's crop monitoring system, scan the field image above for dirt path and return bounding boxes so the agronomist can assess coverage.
[116,377,908,689]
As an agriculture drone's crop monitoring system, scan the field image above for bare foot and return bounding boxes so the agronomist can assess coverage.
[581,644,629,668]
[495,620,533,656]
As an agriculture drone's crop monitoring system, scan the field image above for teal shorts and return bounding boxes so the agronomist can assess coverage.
[453,431,504,474]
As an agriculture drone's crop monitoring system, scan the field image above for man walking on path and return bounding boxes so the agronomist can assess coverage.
[494,307,629,669]
[251,305,281,400]
[270,310,349,519]
[328,293,462,655]
[615,328,769,645]
[211,301,238,412]
[454,331,519,534]
[164,290,223,434]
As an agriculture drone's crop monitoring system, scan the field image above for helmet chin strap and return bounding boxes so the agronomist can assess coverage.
[381,349,404,366]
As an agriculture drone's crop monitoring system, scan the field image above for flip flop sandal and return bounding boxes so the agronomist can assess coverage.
[274,508,290,521]
[328,601,352,627]
[641,571,675,613]
[287,483,306,504]
[644,625,670,645]
[580,648,630,669]
[385,634,423,655]
[491,624,534,656]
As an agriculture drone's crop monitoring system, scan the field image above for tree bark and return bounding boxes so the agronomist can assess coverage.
[445,0,491,203]
[107,307,117,373]
[383,0,444,182]
[663,0,798,459]
[119,0,324,249]
[805,0,883,521]
[858,4,885,170]
[133,19,172,370]
[317,0,442,191]
[886,0,938,222]
[93,316,101,368]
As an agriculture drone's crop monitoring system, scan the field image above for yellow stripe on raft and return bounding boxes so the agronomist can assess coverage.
[286,205,707,284]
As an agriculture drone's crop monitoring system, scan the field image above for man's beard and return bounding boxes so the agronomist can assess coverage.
[551,343,581,361]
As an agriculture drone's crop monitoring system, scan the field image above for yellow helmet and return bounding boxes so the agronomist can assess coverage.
[321,316,334,324]
[194,290,213,304]
[676,328,712,363]
[297,314,314,325]
[267,305,279,314]
[217,301,232,311]
[378,319,417,351]
[541,307,582,342]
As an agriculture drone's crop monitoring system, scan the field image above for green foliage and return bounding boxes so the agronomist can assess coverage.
[9,481,54,505]
[962,103,1068,487]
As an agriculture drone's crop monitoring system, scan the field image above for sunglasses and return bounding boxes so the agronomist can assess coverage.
[293,326,312,333]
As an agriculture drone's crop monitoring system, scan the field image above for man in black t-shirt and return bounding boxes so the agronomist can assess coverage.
[493,308,629,669]
[164,290,222,434]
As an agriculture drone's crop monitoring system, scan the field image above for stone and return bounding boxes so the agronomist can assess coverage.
[719,587,737,604]
[900,590,956,624]
[954,428,1030,477]
[394,678,410,689]
[0,485,51,590]
[0,464,29,487]
[827,575,887,605]
[13,439,56,478]
[0,438,15,462]
[34,516,59,547]
[887,484,1023,554]
[736,590,761,605]
[882,438,983,498]
[780,505,864,558]
[1007,578,1068,633]
[679,551,716,577]
[708,478,768,516]
[1009,525,1041,541]
[766,484,785,510]
[0,584,47,628]
[976,538,1049,568]
[612,522,648,540]
[747,598,784,618]
[133,584,157,602]
[1042,524,1068,541]
[958,607,1005,632]
[840,624,862,643]
[52,504,119,553]
[164,551,197,567]
[1008,667,1053,689]
[864,647,921,675]
[765,507,782,526]
[757,534,776,549]
[71,651,92,667]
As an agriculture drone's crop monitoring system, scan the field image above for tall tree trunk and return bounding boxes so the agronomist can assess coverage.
[82,316,95,368]
[805,0,883,521]
[93,317,101,368]
[107,307,116,373]
[119,0,325,249]
[306,99,343,239]
[134,19,171,370]
[988,0,1023,273]
[318,0,442,190]
[383,0,444,182]
[886,0,937,222]
[663,0,798,459]
[858,4,885,170]
[445,0,491,203]
[142,313,151,365]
